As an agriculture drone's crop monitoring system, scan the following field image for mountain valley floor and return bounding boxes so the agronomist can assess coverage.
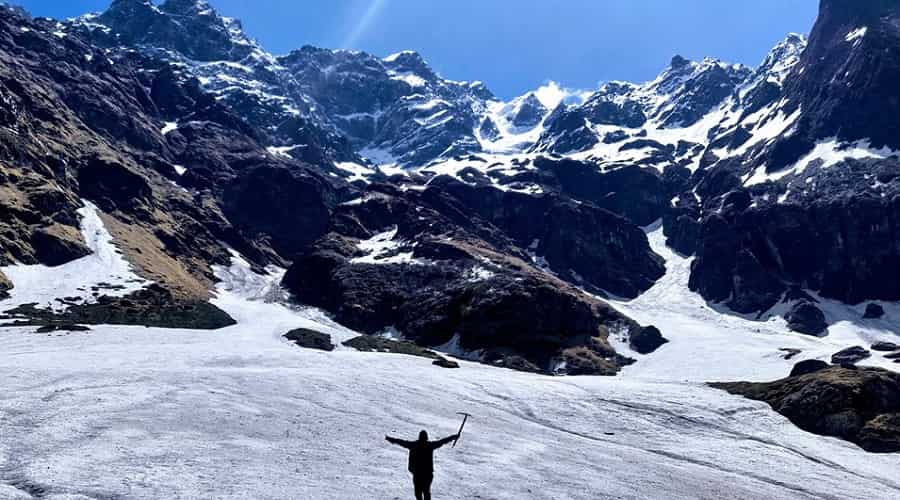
[0,214,899,499]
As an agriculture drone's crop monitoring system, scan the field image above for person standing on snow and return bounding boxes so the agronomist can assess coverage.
[385,430,459,500]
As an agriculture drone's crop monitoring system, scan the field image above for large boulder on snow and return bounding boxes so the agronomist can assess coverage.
[712,366,900,453]
[864,303,886,319]
[784,301,828,336]
[629,325,668,354]
[284,328,335,351]
[831,346,871,365]
[789,359,829,377]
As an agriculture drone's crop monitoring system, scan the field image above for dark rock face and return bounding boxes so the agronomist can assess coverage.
[871,341,900,352]
[531,158,667,226]
[510,94,547,128]
[770,0,900,165]
[281,183,654,375]
[689,195,900,313]
[831,346,872,365]
[97,0,255,62]
[712,366,900,453]
[1,284,236,330]
[864,303,886,319]
[0,271,11,299]
[222,165,341,259]
[284,328,335,351]
[30,226,92,266]
[630,326,668,354]
[789,359,829,377]
[430,176,665,298]
[784,301,828,336]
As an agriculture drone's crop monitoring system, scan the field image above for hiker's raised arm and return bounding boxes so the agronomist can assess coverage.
[385,435,412,448]
[434,434,460,448]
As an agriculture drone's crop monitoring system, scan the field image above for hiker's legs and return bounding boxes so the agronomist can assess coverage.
[413,474,432,500]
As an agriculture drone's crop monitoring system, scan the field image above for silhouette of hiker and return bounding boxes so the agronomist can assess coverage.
[386,430,459,500]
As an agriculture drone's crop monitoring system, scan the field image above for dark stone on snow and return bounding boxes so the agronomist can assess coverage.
[779,348,802,360]
[284,328,335,351]
[831,346,871,365]
[864,303,886,319]
[342,336,438,359]
[871,341,900,352]
[785,301,828,336]
[432,357,460,369]
[35,323,91,333]
[789,359,829,377]
[884,351,900,360]
[630,325,668,354]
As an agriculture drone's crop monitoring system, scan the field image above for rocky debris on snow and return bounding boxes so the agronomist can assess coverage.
[342,335,438,359]
[871,341,900,352]
[885,351,900,360]
[629,325,668,354]
[1,284,235,330]
[283,328,335,351]
[487,354,543,374]
[35,323,91,334]
[830,346,871,366]
[712,365,900,453]
[779,348,802,360]
[784,301,828,336]
[788,359,828,377]
[432,357,460,369]
[864,303,886,319]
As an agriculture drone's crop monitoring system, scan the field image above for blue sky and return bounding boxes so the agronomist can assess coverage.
[11,0,819,99]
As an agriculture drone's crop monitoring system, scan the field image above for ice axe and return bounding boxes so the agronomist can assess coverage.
[453,412,471,448]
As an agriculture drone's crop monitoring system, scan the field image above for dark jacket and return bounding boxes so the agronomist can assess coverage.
[386,435,456,476]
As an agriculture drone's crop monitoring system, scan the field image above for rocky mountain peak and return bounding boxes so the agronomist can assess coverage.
[669,54,691,68]
[159,0,215,16]
[510,93,548,128]
[382,50,436,81]
[94,0,255,61]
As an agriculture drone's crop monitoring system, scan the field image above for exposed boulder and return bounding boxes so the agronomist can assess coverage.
[284,328,335,351]
[871,341,900,352]
[885,351,900,360]
[864,303,886,319]
[342,336,438,359]
[432,357,460,369]
[712,366,900,453]
[831,346,871,365]
[629,325,668,354]
[30,225,92,266]
[784,301,828,336]
[789,359,829,377]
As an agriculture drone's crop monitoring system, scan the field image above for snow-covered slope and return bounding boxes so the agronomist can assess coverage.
[1,240,899,499]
